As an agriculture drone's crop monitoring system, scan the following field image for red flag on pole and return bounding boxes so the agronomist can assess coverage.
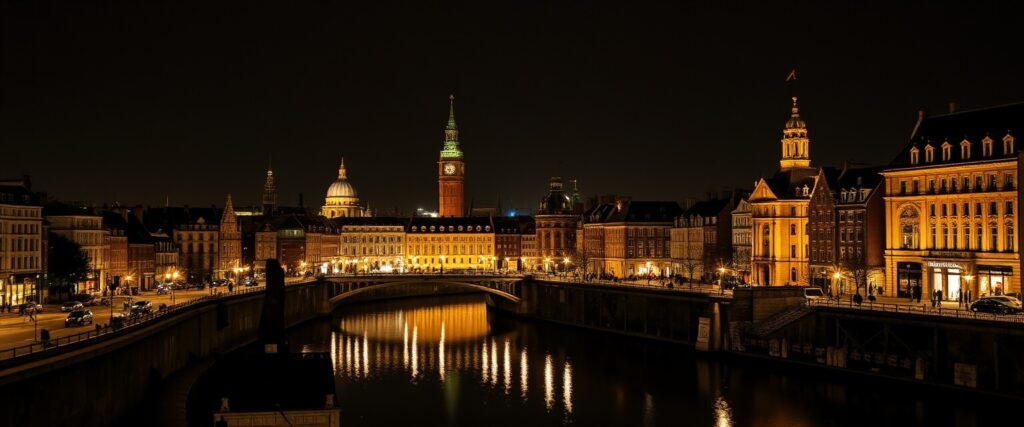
[786,68,797,82]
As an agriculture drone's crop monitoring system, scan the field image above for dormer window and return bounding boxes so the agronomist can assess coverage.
[924,145,935,162]
[960,139,971,159]
[983,136,993,156]
[910,147,920,165]
[941,142,952,161]
[1004,134,1015,154]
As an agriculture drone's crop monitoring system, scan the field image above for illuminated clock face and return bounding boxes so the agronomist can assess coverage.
[444,163,456,175]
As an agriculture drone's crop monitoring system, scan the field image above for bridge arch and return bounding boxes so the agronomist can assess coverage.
[327,279,522,305]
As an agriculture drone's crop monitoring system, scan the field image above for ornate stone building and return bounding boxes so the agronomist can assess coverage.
[882,103,1022,299]
[671,194,741,282]
[46,205,106,293]
[535,177,578,268]
[321,158,369,219]
[580,200,682,278]
[405,217,494,272]
[0,180,43,305]
[219,194,242,279]
[730,198,753,283]
[750,96,822,286]
[336,217,406,273]
[438,95,465,217]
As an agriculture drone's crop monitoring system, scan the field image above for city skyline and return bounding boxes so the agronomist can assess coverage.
[3,2,1023,210]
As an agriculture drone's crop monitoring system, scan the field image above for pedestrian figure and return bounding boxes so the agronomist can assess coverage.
[853,293,863,306]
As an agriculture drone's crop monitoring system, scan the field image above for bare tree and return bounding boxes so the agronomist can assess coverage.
[682,256,701,287]
[568,248,590,277]
[843,254,869,295]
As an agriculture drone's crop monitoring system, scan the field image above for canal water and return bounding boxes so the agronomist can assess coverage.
[276,294,1002,427]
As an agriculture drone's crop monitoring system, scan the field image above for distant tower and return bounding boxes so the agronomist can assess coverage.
[218,194,242,278]
[262,159,278,214]
[438,94,465,217]
[779,96,811,171]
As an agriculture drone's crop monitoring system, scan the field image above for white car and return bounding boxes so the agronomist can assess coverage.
[803,287,824,301]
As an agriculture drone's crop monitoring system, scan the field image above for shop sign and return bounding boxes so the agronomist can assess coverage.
[929,251,971,258]
[927,261,962,269]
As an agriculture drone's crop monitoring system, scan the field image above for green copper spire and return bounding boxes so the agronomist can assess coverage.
[440,94,463,159]
[447,94,457,130]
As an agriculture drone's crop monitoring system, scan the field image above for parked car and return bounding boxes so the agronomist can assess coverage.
[979,295,1022,309]
[61,301,84,312]
[242,278,258,287]
[970,298,1023,314]
[130,300,153,315]
[156,285,172,295]
[211,279,230,287]
[65,310,94,327]
[803,287,825,301]
[20,303,43,314]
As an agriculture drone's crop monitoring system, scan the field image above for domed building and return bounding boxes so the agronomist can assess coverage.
[535,176,580,271]
[321,158,369,219]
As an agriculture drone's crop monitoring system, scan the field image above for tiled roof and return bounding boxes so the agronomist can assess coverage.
[584,201,682,223]
[888,102,1023,169]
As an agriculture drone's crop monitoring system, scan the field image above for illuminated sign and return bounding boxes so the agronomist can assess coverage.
[927,261,962,269]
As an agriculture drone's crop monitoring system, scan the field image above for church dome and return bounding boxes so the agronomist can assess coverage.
[538,176,574,214]
[325,158,358,199]
[785,96,807,130]
[327,180,357,198]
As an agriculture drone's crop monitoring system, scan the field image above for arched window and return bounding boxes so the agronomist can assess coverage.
[961,139,971,159]
[925,145,935,162]
[942,142,951,161]
[762,225,771,256]
[899,207,920,249]
[983,137,993,156]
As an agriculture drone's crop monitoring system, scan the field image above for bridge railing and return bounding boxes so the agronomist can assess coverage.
[806,298,1024,324]
[0,285,268,364]
[538,275,733,297]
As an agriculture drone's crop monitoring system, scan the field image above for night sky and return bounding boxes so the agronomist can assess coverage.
[2,1,1022,213]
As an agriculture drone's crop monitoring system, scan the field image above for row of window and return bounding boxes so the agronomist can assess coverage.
[909,136,1015,164]
[0,207,41,217]
[926,201,1014,217]
[900,222,1015,251]
[898,174,1014,195]
[0,237,40,252]
[407,244,493,256]
[1,222,40,234]
[1,255,41,270]
[340,246,402,256]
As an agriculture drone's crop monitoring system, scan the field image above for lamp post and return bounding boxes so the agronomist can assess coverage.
[833,271,842,298]
[563,257,571,278]
[963,274,974,308]
[544,257,551,275]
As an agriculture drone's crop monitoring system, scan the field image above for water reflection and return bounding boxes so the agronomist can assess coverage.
[315,295,1001,427]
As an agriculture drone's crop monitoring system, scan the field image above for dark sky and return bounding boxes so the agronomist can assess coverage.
[2,1,1022,213]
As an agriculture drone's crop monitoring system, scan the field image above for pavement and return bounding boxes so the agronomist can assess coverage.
[0,287,232,351]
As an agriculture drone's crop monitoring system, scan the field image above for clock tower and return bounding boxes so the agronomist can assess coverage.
[438,94,465,217]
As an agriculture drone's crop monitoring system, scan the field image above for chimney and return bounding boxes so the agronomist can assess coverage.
[948,102,959,114]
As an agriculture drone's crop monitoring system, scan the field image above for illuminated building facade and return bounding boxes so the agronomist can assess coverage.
[438,95,465,217]
[100,212,129,288]
[535,177,578,266]
[336,217,406,273]
[0,180,43,305]
[730,198,752,282]
[405,217,494,272]
[494,216,533,271]
[882,103,1022,299]
[218,194,242,279]
[580,200,682,277]
[671,194,741,282]
[261,161,277,214]
[46,206,106,293]
[321,158,369,219]
[146,207,220,283]
[750,97,820,286]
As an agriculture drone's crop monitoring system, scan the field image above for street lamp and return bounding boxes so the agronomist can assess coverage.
[963,274,974,308]
[563,257,571,278]
[718,267,727,295]
[544,257,551,275]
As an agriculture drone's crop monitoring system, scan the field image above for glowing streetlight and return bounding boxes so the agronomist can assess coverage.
[440,255,447,275]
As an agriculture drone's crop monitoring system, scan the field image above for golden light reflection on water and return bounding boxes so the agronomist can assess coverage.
[544,354,554,411]
[714,396,733,427]
[332,301,578,415]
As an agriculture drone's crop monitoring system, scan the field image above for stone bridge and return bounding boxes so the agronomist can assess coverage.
[324,273,525,305]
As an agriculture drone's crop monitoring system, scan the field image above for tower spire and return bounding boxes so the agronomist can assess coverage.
[447,94,457,130]
[338,156,347,179]
[779,96,811,170]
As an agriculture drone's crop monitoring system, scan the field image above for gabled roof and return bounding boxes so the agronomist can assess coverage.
[683,198,732,218]
[889,102,1023,169]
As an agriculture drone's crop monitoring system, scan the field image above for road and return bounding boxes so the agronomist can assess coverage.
[0,287,234,350]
